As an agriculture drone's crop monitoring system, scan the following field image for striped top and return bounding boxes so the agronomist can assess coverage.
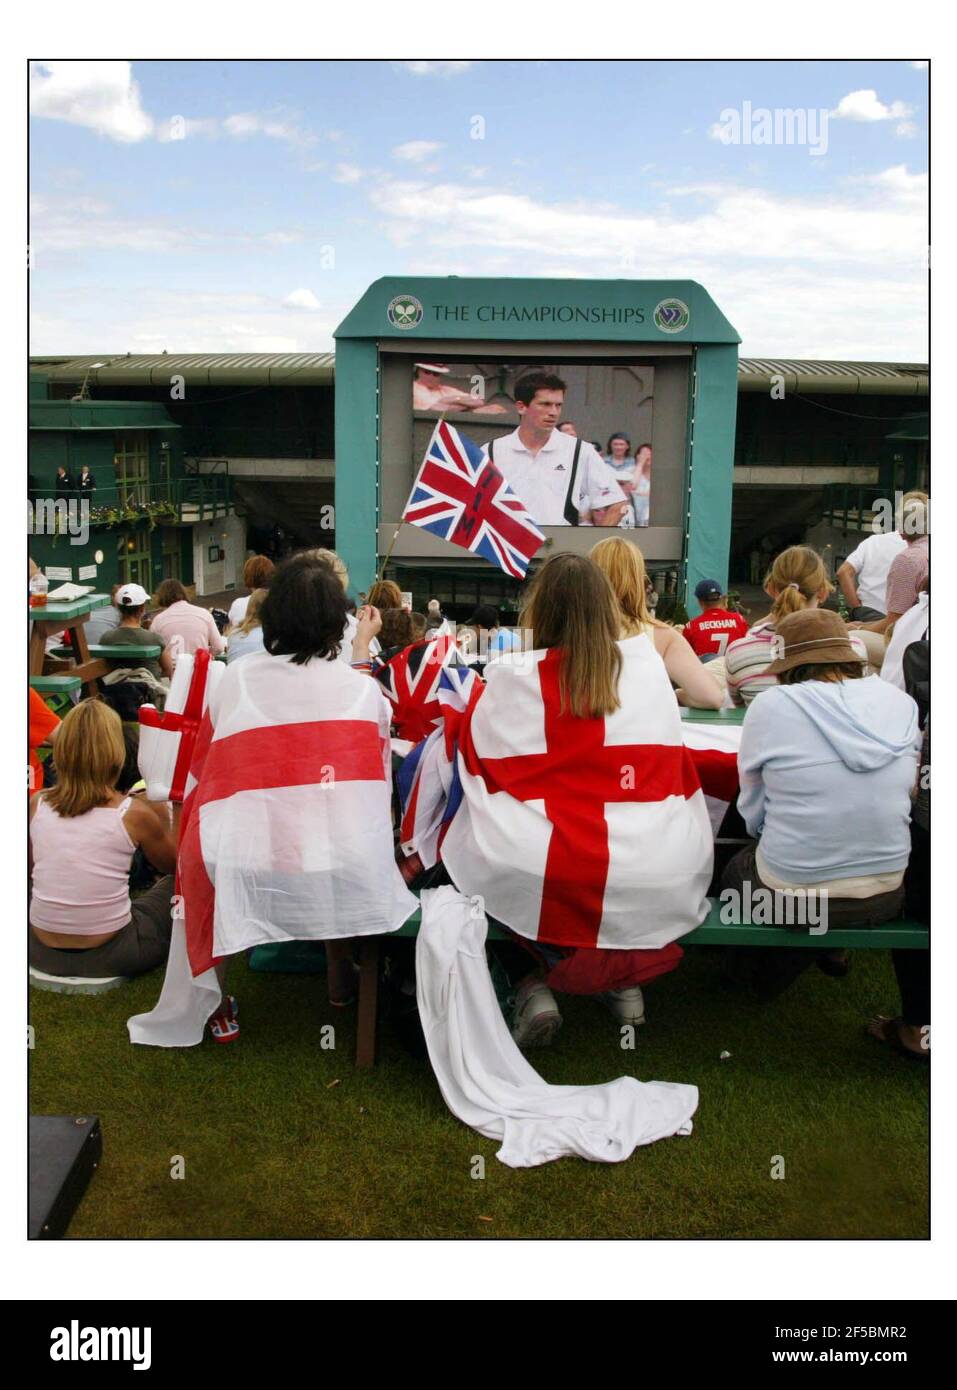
[725,621,778,706]
[726,616,870,706]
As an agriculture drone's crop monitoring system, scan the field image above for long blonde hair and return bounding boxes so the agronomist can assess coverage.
[765,546,833,626]
[589,535,662,636]
[519,553,622,718]
[237,587,268,636]
[44,700,125,818]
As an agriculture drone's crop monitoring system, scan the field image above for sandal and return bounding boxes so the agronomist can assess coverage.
[866,1014,928,1061]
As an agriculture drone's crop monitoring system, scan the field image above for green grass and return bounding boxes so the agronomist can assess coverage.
[30,946,928,1239]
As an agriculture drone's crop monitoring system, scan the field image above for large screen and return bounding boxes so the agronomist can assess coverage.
[411,360,654,529]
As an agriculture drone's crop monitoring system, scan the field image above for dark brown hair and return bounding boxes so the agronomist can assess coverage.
[260,555,348,665]
[779,662,865,686]
[155,579,188,608]
[379,607,414,650]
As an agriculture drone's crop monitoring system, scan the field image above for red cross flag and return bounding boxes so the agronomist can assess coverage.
[440,634,715,950]
[176,651,416,978]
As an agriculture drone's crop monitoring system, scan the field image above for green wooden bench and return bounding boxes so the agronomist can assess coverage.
[51,643,163,663]
[30,674,82,696]
[354,897,927,1068]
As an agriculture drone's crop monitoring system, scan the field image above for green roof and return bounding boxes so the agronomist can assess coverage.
[737,359,927,395]
[30,352,927,396]
[29,353,336,388]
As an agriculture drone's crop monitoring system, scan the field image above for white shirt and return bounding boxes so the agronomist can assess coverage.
[227,595,249,628]
[881,591,929,692]
[844,532,908,614]
[484,428,625,525]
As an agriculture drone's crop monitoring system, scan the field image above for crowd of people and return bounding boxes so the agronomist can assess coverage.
[28,505,930,1060]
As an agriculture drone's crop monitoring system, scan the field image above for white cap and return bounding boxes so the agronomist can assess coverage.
[415,362,450,374]
[116,583,150,607]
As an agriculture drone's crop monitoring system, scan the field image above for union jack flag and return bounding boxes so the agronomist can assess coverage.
[375,633,461,745]
[402,421,545,579]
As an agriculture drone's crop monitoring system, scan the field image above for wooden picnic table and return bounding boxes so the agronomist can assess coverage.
[28,594,112,698]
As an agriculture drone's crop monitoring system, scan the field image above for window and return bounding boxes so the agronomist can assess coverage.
[113,431,150,506]
[117,530,152,589]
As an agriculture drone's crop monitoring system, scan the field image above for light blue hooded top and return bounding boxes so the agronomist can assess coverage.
[737,675,920,883]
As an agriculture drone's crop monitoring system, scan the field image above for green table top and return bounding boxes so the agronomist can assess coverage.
[680,706,746,725]
[29,593,111,621]
[88,643,162,660]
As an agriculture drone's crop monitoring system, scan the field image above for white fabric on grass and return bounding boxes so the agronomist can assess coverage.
[415,885,698,1168]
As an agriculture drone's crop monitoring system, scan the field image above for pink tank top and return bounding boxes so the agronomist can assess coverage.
[30,795,135,936]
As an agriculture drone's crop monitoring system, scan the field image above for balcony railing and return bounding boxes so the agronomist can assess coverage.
[28,474,233,530]
[820,482,885,533]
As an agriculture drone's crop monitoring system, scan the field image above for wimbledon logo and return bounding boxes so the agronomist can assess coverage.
[653,298,690,334]
[387,294,424,330]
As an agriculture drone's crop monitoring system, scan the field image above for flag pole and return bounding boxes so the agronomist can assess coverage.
[375,415,445,585]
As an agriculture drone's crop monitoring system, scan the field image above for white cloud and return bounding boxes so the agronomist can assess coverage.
[393,140,444,163]
[282,288,321,311]
[333,163,364,183]
[363,168,926,358]
[395,61,474,77]
[830,89,914,124]
[30,285,350,356]
[30,193,302,258]
[30,61,153,143]
[221,112,315,146]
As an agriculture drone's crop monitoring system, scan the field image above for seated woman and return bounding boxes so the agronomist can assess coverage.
[723,608,920,945]
[29,700,177,980]
[590,536,723,709]
[159,554,415,1041]
[227,554,275,629]
[437,552,715,1046]
[724,545,869,705]
[302,547,381,666]
[225,587,267,664]
[149,579,226,659]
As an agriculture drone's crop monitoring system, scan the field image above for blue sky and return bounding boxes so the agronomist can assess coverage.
[30,59,928,360]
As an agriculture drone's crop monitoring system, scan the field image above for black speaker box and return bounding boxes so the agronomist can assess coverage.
[29,1115,102,1239]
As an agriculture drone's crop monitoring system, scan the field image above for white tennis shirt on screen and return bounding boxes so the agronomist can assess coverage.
[484,428,625,525]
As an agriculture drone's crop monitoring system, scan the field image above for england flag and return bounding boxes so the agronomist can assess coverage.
[129,652,416,1046]
[440,634,715,950]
